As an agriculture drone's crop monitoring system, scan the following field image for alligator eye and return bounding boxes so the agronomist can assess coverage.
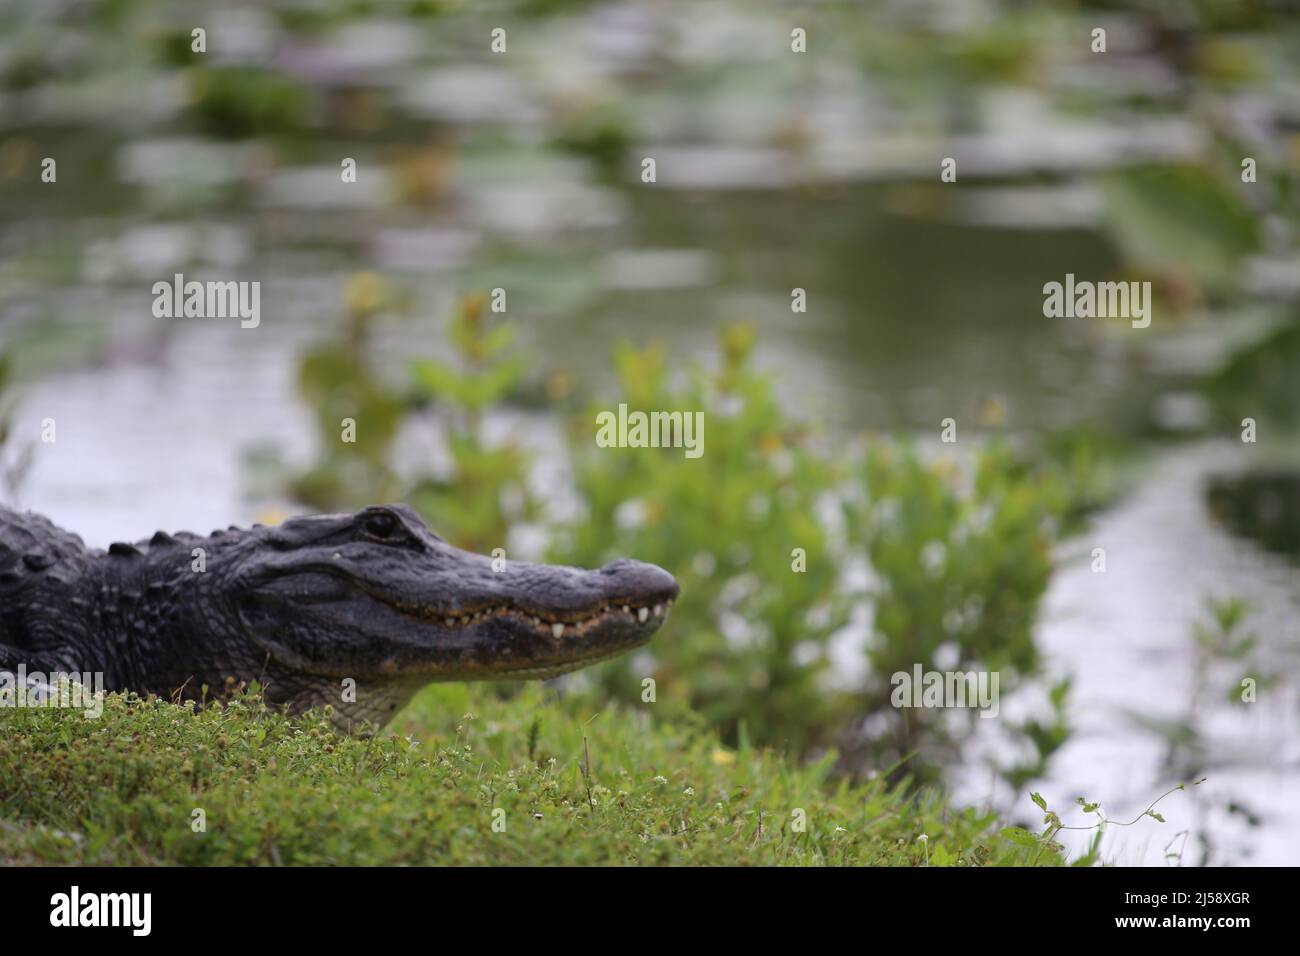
[362,511,401,540]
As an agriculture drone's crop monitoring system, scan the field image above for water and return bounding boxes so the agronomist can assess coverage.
[960,442,1300,866]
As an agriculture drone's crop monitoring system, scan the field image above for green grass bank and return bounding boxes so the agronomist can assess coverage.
[0,685,1060,866]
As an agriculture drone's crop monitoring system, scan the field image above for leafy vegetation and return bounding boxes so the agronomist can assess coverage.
[1006,781,1205,869]
[0,684,1061,867]
[1206,313,1300,434]
[841,442,1072,786]
[554,324,848,754]
[553,325,1082,787]
[1099,164,1261,295]
[290,273,409,510]
[1123,598,1276,865]
[407,292,538,554]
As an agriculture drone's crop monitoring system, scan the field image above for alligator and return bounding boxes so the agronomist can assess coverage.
[0,504,678,731]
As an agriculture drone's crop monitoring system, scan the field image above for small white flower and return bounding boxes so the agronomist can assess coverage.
[921,541,947,575]
[615,499,648,530]
[691,552,717,577]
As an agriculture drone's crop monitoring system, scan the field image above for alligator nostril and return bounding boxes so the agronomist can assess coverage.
[602,559,679,601]
[656,568,681,601]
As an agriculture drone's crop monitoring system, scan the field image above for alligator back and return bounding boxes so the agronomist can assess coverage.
[0,506,91,648]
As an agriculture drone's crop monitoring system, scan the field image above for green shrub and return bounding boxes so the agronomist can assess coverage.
[555,327,1076,786]
[407,292,537,554]
[289,283,536,556]
[842,442,1071,785]
[553,324,848,754]
[289,272,408,509]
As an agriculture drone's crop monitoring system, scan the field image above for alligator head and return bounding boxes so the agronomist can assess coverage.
[214,504,678,728]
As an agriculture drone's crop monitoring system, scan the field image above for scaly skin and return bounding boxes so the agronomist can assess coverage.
[0,504,678,731]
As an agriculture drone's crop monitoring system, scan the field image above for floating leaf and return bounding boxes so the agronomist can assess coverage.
[1099,164,1260,290]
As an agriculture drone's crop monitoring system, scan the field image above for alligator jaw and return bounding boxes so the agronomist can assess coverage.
[387,596,675,640]
[309,564,680,682]
[233,507,680,690]
[378,597,676,680]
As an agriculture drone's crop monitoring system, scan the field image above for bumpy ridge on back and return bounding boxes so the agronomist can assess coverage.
[0,506,88,587]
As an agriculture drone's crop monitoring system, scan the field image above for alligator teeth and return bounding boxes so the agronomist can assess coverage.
[416,601,668,632]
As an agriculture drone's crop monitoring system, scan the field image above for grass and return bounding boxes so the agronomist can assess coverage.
[0,683,1061,866]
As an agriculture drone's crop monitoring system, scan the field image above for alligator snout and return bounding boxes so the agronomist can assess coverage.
[598,558,680,604]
